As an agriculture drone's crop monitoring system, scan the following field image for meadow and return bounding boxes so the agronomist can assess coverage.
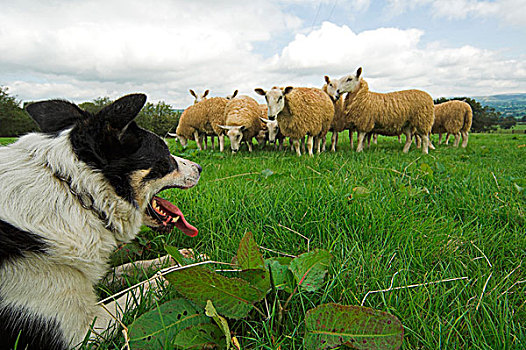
[3,133,525,349]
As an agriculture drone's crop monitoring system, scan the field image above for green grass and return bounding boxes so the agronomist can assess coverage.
[3,133,526,349]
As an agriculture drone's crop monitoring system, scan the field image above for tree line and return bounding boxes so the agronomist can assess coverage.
[0,87,181,137]
[0,85,520,137]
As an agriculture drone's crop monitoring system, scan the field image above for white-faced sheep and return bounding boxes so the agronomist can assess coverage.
[334,67,435,154]
[175,97,229,151]
[432,100,472,148]
[218,96,264,153]
[323,75,353,151]
[254,87,334,156]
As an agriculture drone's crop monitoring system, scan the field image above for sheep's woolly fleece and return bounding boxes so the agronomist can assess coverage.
[224,96,264,140]
[278,87,334,140]
[343,79,435,136]
[432,100,473,135]
[176,97,229,138]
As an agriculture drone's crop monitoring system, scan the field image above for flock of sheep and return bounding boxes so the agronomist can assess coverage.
[172,67,473,156]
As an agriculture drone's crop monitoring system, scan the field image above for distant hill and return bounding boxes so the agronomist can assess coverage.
[472,93,526,118]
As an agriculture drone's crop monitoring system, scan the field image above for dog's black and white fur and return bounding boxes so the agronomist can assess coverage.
[0,94,201,349]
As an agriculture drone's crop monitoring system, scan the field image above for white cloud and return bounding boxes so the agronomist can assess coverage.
[0,1,524,107]
[265,21,526,97]
[386,0,526,26]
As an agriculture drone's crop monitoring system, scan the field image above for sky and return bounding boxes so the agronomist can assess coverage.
[1,0,525,108]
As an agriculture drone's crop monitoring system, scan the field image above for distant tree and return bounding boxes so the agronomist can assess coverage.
[434,96,501,133]
[499,116,517,129]
[520,115,526,122]
[136,101,181,136]
[79,96,112,114]
[0,86,39,136]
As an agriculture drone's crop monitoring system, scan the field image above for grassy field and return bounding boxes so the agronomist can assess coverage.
[3,133,526,349]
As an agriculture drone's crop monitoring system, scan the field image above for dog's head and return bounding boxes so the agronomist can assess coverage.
[26,94,201,237]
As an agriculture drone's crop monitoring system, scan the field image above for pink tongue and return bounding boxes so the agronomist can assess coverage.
[154,196,198,237]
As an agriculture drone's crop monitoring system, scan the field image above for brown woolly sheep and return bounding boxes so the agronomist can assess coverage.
[335,67,435,154]
[433,100,473,148]
[189,89,209,104]
[254,86,334,156]
[175,97,229,151]
[218,96,264,153]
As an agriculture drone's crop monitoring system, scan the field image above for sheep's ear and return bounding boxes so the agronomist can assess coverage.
[239,126,246,132]
[324,75,330,84]
[254,88,266,96]
[284,86,293,95]
[203,90,209,98]
[218,125,231,130]
[260,117,270,123]
[232,90,238,98]
[189,89,197,98]
[356,67,362,78]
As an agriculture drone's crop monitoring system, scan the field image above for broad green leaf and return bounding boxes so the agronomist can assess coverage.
[237,232,265,270]
[289,250,332,292]
[165,245,193,266]
[165,266,265,319]
[173,323,226,349]
[128,298,209,349]
[350,186,371,199]
[206,300,231,350]
[420,163,433,178]
[265,257,294,292]
[260,168,274,178]
[238,269,270,296]
[304,303,403,350]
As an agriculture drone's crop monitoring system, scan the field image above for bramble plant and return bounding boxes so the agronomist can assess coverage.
[127,232,403,349]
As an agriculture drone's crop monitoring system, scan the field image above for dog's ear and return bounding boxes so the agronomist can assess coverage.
[97,93,147,136]
[25,100,86,133]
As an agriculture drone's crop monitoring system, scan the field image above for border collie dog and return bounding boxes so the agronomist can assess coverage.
[0,94,201,349]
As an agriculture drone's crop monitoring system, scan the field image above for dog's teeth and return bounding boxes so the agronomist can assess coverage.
[172,216,180,223]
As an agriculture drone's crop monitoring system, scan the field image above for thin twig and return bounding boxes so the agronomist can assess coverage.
[260,246,297,258]
[278,223,310,252]
[490,261,521,295]
[305,165,321,175]
[499,280,526,299]
[97,260,235,305]
[361,276,468,306]
[471,241,492,268]
[491,172,500,190]
[212,172,259,182]
[476,272,493,311]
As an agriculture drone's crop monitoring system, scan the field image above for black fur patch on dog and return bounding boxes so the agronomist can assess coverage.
[0,220,48,266]
[0,301,68,350]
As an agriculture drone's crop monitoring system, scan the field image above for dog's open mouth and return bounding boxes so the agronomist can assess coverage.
[146,196,198,237]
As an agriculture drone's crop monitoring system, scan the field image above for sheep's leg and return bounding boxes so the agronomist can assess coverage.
[330,132,337,152]
[398,135,401,143]
[372,133,378,145]
[193,131,203,151]
[247,139,253,152]
[321,135,327,152]
[453,133,461,147]
[314,135,322,154]
[365,133,371,148]
[356,132,366,152]
[445,133,451,145]
[421,134,430,154]
[402,129,412,153]
[428,134,436,150]
[438,133,443,145]
[349,130,354,150]
[415,135,422,148]
[292,138,301,156]
[307,135,315,156]
[210,136,215,149]
[301,137,306,154]
[461,131,469,148]
[203,135,208,150]
[278,138,284,151]
[219,135,225,152]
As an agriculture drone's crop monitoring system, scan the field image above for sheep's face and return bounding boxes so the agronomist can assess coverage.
[260,117,279,143]
[256,129,267,145]
[177,134,188,147]
[336,67,362,97]
[219,125,246,153]
[324,75,339,101]
[255,87,293,119]
[189,89,209,104]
